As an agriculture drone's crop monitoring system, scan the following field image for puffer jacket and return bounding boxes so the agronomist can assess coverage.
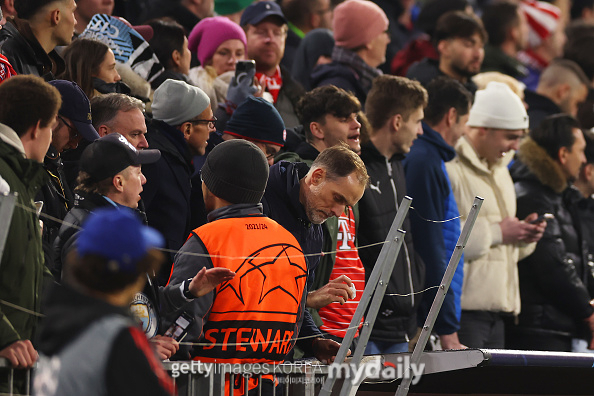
[403,123,464,336]
[446,136,534,315]
[511,137,594,337]
[358,141,425,343]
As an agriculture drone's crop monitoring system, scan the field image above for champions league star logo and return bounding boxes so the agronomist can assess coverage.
[218,243,307,310]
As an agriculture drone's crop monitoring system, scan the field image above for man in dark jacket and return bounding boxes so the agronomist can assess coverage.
[406,11,486,96]
[0,75,61,393]
[359,75,427,354]
[277,86,365,346]
[510,114,594,351]
[572,129,594,352]
[311,0,389,106]
[38,80,99,276]
[0,0,76,79]
[263,144,368,361]
[403,77,472,350]
[525,59,589,131]
[480,1,529,80]
[53,133,161,278]
[142,79,215,284]
[240,1,305,128]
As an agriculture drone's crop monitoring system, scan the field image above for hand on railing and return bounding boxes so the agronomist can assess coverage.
[312,337,350,364]
[0,339,38,368]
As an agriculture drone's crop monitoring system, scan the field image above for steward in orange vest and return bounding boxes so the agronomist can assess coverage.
[165,140,308,395]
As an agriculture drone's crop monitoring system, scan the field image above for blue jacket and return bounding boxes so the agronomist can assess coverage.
[403,123,463,335]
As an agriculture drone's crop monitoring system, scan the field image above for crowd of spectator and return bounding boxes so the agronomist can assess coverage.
[2,0,594,394]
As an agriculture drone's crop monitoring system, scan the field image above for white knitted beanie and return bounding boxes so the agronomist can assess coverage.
[467,82,529,130]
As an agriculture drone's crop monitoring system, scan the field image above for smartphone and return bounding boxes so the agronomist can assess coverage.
[530,213,554,224]
[164,312,194,341]
[235,60,256,84]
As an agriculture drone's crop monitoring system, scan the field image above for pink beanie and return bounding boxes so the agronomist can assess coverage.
[188,16,247,66]
[333,0,389,49]
[520,0,561,48]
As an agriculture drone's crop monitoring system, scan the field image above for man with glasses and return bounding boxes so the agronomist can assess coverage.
[39,80,99,275]
[240,1,305,128]
[142,79,215,285]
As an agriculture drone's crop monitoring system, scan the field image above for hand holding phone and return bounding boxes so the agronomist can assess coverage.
[529,213,554,224]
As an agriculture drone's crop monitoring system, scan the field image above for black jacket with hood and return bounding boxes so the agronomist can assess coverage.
[511,137,594,339]
[358,141,425,343]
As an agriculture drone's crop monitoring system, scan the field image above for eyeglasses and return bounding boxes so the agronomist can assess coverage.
[188,116,217,129]
[58,115,78,138]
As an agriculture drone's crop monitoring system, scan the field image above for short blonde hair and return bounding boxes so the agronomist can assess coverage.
[473,72,525,100]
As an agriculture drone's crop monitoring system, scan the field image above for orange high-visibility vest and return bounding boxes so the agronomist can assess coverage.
[191,215,308,364]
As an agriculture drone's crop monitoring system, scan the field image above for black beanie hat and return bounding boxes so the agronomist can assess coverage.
[201,139,269,204]
[224,96,286,146]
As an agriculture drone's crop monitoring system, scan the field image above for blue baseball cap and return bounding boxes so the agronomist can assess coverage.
[49,80,100,142]
[240,1,287,27]
[77,208,164,273]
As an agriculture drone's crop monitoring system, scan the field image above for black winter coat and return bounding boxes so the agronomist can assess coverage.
[261,161,324,356]
[358,141,425,343]
[311,61,368,106]
[37,146,74,276]
[141,119,194,285]
[0,17,64,79]
[511,137,594,338]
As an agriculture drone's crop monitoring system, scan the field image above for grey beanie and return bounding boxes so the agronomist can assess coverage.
[201,140,269,204]
[152,79,210,126]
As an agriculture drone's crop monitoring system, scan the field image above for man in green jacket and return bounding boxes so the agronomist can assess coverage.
[0,75,61,392]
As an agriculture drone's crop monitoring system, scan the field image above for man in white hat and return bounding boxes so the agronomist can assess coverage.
[445,81,546,348]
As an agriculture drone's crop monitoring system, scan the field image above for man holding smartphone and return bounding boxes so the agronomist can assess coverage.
[239,1,305,128]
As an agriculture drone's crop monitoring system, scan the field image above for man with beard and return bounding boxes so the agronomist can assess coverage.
[509,114,594,352]
[407,10,487,96]
[240,1,305,128]
[0,0,76,78]
[524,59,589,131]
[263,143,368,361]
[277,85,366,347]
